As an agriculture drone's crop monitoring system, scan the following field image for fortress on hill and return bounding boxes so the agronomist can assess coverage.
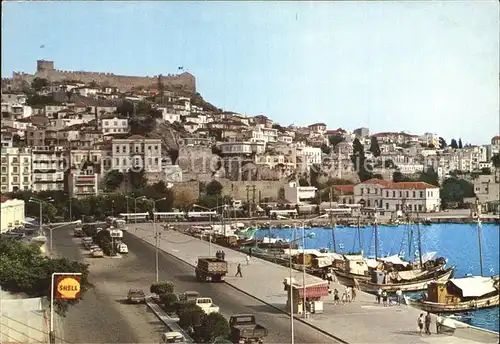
[8,60,196,92]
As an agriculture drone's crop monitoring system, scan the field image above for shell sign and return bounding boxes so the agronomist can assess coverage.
[55,276,81,300]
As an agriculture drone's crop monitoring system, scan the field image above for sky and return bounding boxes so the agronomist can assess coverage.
[2,1,499,144]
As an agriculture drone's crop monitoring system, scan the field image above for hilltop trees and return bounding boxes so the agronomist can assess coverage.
[438,137,447,149]
[450,139,458,149]
[351,138,373,182]
[458,138,463,149]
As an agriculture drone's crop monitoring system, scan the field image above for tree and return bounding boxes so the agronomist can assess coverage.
[205,180,223,196]
[351,138,373,182]
[369,136,381,157]
[492,154,500,168]
[440,178,475,204]
[201,313,230,343]
[418,167,440,187]
[31,77,49,91]
[320,144,331,155]
[458,138,463,149]
[177,303,205,332]
[160,293,179,313]
[0,237,91,315]
[428,143,435,149]
[328,135,344,148]
[392,171,412,183]
[438,137,447,149]
[450,139,458,149]
[127,169,148,190]
[104,170,124,191]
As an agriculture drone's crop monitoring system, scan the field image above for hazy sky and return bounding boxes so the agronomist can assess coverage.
[2,1,499,144]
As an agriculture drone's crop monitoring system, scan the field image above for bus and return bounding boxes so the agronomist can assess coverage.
[269,209,298,219]
[154,212,185,222]
[118,213,149,223]
[185,211,217,222]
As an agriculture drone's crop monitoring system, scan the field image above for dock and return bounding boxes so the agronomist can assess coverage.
[129,224,499,344]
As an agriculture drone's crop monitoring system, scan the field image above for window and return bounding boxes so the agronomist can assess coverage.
[104,121,109,126]
[12,157,18,163]
[115,158,119,165]
[122,145,126,153]
[405,191,409,198]
[24,158,29,164]
[135,146,139,153]
[418,205,423,211]
[1,166,6,173]
[386,191,389,197]
[24,176,28,182]
[13,176,18,183]
[420,191,424,198]
[13,166,18,173]
[115,146,120,153]
[123,158,127,165]
[430,191,433,197]
[393,191,396,197]
[413,191,416,198]
[360,188,364,194]
[396,204,399,211]
[1,177,6,183]
[386,202,389,209]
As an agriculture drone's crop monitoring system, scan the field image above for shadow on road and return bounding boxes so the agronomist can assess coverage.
[115,298,134,305]
[171,274,198,282]
[245,304,283,314]
[393,330,422,336]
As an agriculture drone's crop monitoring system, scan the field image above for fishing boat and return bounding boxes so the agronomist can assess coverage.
[357,265,455,293]
[408,275,499,312]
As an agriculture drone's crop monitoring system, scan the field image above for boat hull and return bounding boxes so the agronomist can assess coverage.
[359,266,455,293]
[333,270,370,287]
[408,294,499,313]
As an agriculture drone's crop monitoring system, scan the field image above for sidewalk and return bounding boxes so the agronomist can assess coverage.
[130,225,499,344]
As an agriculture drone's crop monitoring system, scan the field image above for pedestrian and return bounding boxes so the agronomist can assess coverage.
[396,289,403,305]
[353,278,359,290]
[382,290,388,306]
[351,286,357,302]
[221,251,226,261]
[248,248,252,257]
[333,288,340,304]
[425,312,432,335]
[235,263,243,277]
[376,287,382,304]
[417,313,424,335]
[246,254,250,265]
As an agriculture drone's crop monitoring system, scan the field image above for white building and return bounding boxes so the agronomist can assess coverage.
[218,142,266,156]
[157,107,181,124]
[1,147,33,193]
[31,146,65,192]
[164,165,183,183]
[302,146,322,165]
[100,116,129,135]
[353,178,440,213]
[473,174,500,205]
[249,126,278,143]
[111,135,162,173]
[1,197,25,233]
[284,181,317,204]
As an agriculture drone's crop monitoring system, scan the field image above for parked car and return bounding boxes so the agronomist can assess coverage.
[159,332,185,343]
[92,249,104,258]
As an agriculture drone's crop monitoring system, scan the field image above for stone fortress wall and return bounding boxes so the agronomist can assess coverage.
[10,60,196,92]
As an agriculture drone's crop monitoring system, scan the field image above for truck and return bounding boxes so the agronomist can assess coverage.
[229,314,268,344]
[189,297,219,314]
[127,288,146,303]
[195,257,228,282]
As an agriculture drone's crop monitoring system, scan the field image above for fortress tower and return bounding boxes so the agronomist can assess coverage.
[37,60,54,72]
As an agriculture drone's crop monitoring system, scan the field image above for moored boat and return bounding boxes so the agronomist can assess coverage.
[358,265,455,293]
[408,275,499,313]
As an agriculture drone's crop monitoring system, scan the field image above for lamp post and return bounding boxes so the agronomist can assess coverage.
[29,197,53,255]
[153,197,166,283]
[126,196,146,224]
[285,228,316,344]
[193,203,228,255]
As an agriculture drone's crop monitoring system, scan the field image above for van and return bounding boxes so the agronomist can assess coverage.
[160,332,185,344]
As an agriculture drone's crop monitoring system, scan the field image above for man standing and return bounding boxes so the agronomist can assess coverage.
[235,263,243,277]
[425,312,432,335]
[246,254,250,265]
[376,287,382,304]
[396,289,403,305]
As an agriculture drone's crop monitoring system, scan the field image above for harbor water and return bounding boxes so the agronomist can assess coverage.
[254,223,499,333]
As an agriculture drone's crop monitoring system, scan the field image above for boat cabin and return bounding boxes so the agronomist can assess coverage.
[426,277,499,304]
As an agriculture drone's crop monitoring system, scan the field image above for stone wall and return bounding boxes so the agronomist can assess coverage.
[11,60,196,92]
[172,181,199,204]
[219,180,285,201]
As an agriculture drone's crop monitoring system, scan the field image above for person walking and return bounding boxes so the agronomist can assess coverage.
[245,254,250,265]
[248,248,252,257]
[425,312,432,335]
[396,289,403,305]
[382,290,388,306]
[376,287,382,304]
[351,286,357,302]
[333,288,340,305]
[221,251,226,261]
[235,263,243,277]
[417,313,424,335]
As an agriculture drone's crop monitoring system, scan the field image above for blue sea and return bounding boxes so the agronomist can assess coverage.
[254,223,500,333]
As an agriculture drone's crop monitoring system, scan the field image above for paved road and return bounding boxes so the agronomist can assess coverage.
[51,227,167,343]
[122,232,338,344]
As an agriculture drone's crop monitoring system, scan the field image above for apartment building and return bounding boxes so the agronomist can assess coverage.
[110,135,162,173]
[218,142,266,156]
[0,147,32,193]
[473,173,500,206]
[67,172,100,197]
[100,115,129,135]
[31,146,65,191]
[284,181,318,204]
[353,178,440,213]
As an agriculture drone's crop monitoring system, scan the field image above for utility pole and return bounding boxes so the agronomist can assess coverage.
[69,197,72,222]
[246,185,251,217]
[251,185,256,218]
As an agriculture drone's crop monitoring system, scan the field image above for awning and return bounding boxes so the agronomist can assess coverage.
[293,282,329,298]
[448,276,498,298]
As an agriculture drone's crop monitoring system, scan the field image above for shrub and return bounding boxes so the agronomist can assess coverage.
[160,293,179,312]
[177,303,205,331]
[150,281,174,295]
[201,313,230,343]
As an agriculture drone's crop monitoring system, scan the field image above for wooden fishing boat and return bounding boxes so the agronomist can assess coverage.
[358,265,455,293]
[408,276,499,313]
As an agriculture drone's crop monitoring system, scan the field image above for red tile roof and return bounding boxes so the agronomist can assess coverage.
[333,185,354,194]
[360,178,437,189]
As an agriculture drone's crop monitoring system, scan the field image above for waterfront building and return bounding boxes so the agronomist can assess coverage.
[0,196,25,233]
[110,135,162,173]
[353,178,440,213]
[284,181,318,204]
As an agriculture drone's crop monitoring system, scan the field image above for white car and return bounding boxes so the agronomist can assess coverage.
[89,245,100,252]
[160,332,185,344]
[116,243,128,254]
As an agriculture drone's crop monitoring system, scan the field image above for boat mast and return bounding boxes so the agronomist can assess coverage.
[477,203,484,277]
[416,212,423,269]
[330,212,337,253]
[357,215,363,256]
[374,211,379,260]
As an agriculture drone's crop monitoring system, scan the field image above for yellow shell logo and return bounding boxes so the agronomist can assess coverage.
[57,277,81,299]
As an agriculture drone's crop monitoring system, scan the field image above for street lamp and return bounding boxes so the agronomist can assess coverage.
[29,197,53,252]
[193,203,228,254]
[153,197,166,283]
[126,196,146,224]
[285,230,316,344]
